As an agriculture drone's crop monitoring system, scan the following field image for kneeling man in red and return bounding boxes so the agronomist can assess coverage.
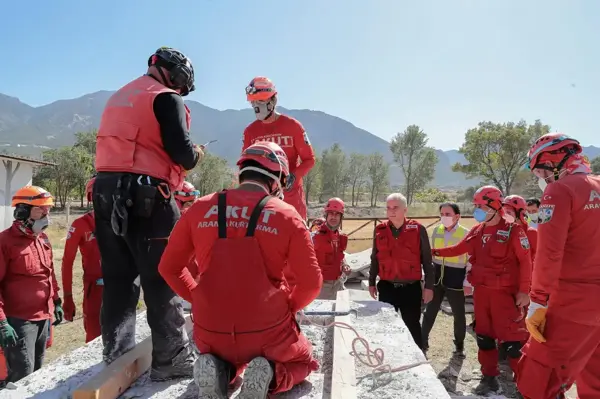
[158,141,322,398]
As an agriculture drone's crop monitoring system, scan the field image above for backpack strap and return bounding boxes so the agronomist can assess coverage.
[217,192,227,239]
[246,195,272,237]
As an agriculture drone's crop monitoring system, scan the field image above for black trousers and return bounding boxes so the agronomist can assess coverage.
[377,280,423,349]
[3,318,48,383]
[421,284,466,349]
[92,172,188,366]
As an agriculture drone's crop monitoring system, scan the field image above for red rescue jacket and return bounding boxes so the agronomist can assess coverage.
[435,220,532,294]
[62,212,102,294]
[375,219,423,281]
[0,223,61,321]
[312,225,348,281]
[158,189,322,325]
[95,75,191,190]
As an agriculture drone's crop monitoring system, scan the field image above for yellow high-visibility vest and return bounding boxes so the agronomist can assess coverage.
[431,223,469,268]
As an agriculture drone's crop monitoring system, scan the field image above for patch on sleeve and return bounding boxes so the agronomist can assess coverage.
[303,131,311,145]
[538,204,555,224]
[520,236,530,249]
[66,226,75,239]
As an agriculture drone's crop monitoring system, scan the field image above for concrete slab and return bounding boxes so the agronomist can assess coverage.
[345,249,371,274]
[0,312,154,399]
[348,292,451,399]
[330,290,357,399]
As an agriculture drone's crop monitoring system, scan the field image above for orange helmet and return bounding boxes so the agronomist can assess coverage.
[503,195,528,224]
[324,198,345,214]
[246,76,277,102]
[527,133,582,171]
[472,185,503,211]
[174,181,199,203]
[12,186,54,207]
[85,178,95,202]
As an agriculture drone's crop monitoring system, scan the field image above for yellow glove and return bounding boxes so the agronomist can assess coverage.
[526,302,548,343]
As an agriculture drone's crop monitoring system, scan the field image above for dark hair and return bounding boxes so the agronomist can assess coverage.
[238,160,281,186]
[439,202,461,215]
[526,198,540,207]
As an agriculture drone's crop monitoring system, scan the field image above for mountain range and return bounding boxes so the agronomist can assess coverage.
[1,91,599,188]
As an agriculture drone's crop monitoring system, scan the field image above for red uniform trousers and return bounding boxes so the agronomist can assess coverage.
[474,286,529,377]
[283,186,307,221]
[193,314,317,394]
[517,313,600,399]
[82,280,103,342]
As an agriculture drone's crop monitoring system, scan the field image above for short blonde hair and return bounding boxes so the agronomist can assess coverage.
[386,193,408,208]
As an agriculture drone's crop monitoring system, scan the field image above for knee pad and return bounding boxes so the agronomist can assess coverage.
[501,341,523,359]
[476,334,496,351]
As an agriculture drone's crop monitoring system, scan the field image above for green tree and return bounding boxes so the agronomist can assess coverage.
[346,153,368,206]
[591,156,600,174]
[366,153,389,207]
[319,144,347,200]
[452,120,549,195]
[187,153,233,196]
[303,157,321,204]
[414,188,450,203]
[390,125,438,205]
[35,146,93,207]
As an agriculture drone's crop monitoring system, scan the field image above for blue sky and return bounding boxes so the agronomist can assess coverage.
[1,0,598,150]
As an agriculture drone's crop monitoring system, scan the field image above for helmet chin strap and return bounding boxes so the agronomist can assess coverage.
[238,166,284,200]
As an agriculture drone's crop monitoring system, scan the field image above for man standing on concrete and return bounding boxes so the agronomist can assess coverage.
[368,193,435,349]
[311,198,351,300]
[93,46,203,380]
[422,202,470,357]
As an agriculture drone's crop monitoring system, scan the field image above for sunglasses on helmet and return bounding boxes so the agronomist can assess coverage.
[245,84,274,96]
[175,190,200,198]
[244,147,281,163]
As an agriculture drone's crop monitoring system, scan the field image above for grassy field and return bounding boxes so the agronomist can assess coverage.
[42,211,577,397]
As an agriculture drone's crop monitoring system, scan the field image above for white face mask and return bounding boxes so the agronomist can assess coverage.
[251,100,275,121]
[31,216,49,234]
[529,212,539,223]
[538,178,548,192]
[440,216,455,228]
[503,213,516,224]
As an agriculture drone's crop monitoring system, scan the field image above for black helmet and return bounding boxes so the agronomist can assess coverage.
[148,47,195,96]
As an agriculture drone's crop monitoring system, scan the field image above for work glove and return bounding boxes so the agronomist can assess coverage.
[63,294,76,322]
[285,173,296,192]
[0,320,18,348]
[525,301,548,343]
[53,300,64,326]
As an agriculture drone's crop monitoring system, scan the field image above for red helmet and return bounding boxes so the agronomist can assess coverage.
[85,178,95,202]
[324,198,345,214]
[174,181,199,203]
[237,141,290,178]
[473,185,503,211]
[527,133,582,171]
[246,76,277,102]
[503,195,528,224]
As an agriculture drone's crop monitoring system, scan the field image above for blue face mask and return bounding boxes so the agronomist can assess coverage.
[473,208,490,223]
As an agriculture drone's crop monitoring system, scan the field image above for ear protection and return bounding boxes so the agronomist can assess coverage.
[13,204,31,221]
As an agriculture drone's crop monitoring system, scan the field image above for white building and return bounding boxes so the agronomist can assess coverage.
[0,154,55,230]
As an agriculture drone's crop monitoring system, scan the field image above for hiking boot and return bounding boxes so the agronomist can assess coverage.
[453,340,465,359]
[238,357,274,399]
[193,354,230,399]
[474,375,500,395]
[150,345,196,381]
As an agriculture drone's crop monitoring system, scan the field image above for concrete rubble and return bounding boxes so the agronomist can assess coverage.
[1,291,455,399]
[345,249,371,281]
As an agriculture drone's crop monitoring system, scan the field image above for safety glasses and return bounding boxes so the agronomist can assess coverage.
[245,84,275,96]
[243,147,280,164]
[174,190,200,198]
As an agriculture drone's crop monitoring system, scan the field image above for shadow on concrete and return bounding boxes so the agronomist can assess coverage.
[437,354,465,394]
